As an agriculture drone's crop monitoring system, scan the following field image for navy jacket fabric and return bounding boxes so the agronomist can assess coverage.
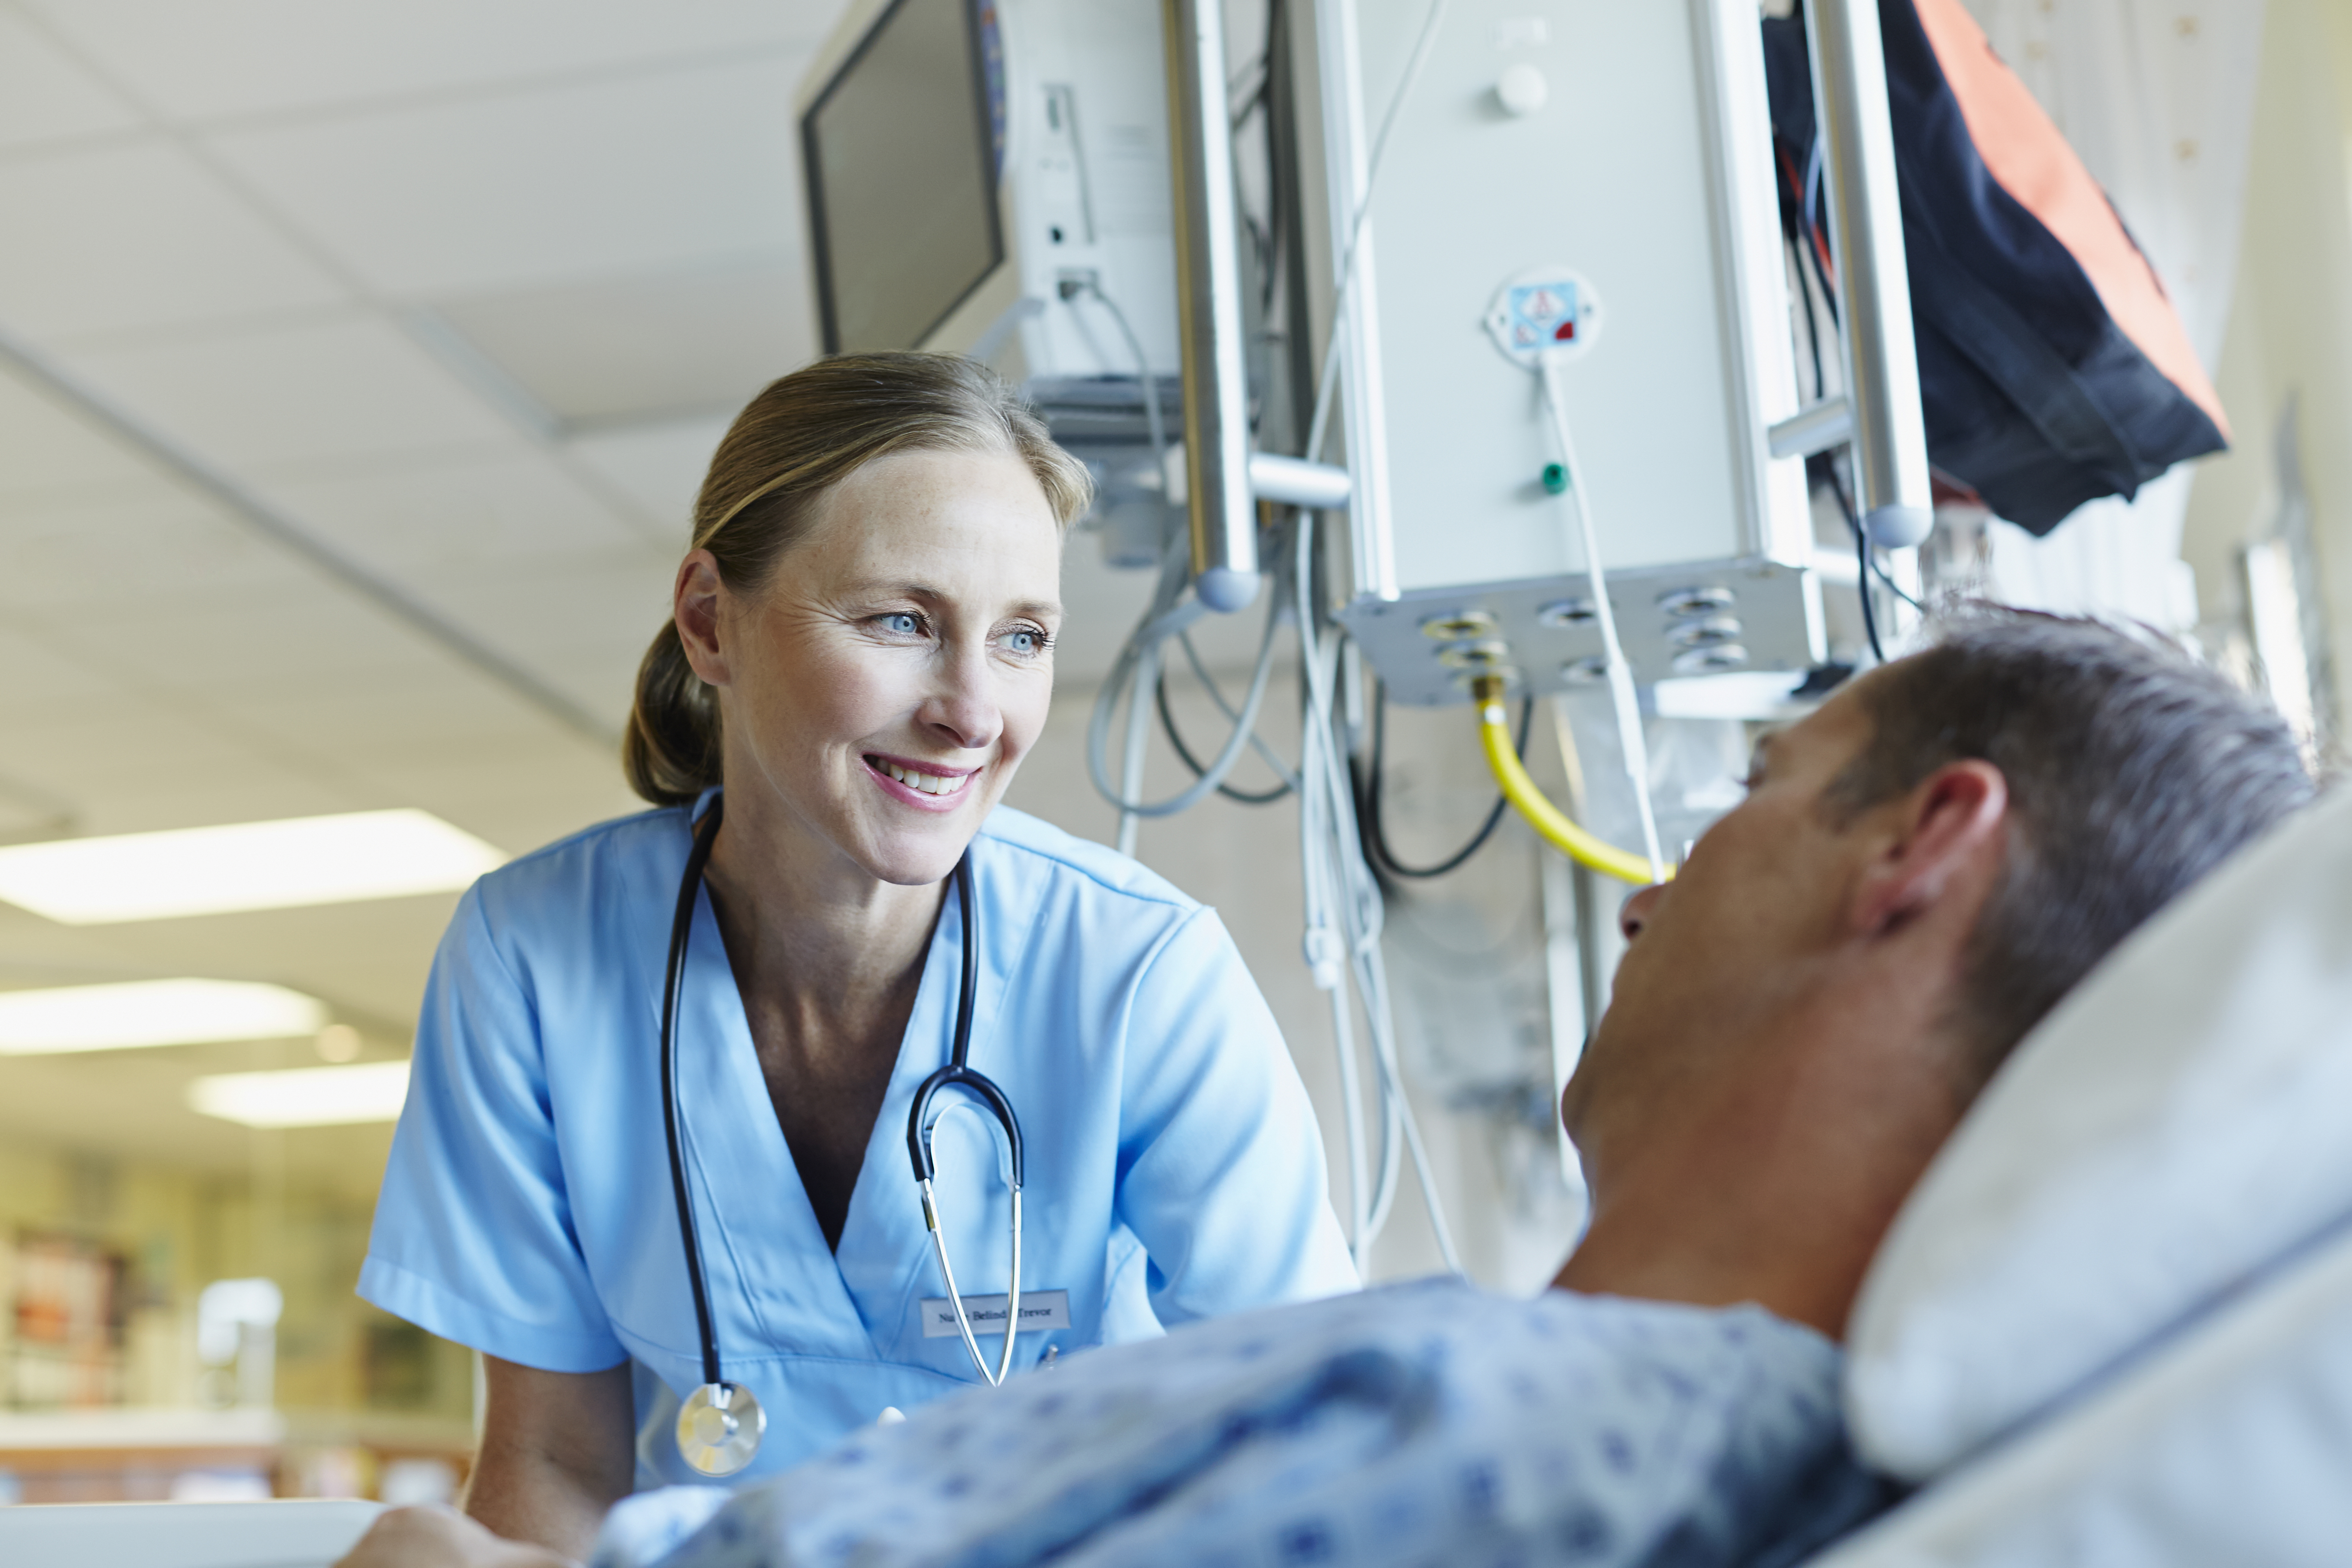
[1764,2,2225,534]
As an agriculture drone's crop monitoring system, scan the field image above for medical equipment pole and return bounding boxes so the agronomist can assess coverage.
[1163,0,1260,611]
[1804,0,1932,553]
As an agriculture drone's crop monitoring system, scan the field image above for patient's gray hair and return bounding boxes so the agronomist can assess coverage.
[1823,608,2317,1091]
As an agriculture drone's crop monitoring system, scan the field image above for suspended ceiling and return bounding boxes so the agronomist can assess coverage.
[0,0,874,1173]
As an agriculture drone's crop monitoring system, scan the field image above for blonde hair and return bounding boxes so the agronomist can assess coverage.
[623,353,1093,807]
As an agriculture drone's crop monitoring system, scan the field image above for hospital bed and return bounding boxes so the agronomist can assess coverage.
[0,1497,382,1566]
[11,787,2352,1567]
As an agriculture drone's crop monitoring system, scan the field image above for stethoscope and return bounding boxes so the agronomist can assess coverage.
[660,795,1027,1477]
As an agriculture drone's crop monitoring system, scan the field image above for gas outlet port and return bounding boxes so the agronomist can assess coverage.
[1421,610,1500,641]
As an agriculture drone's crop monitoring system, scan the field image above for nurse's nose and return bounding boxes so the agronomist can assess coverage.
[920,649,1003,754]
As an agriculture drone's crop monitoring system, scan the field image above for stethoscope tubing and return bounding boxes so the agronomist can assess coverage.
[661,792,1027,1473]
[662,800,728,1390]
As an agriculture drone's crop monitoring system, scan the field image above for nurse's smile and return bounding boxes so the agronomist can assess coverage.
[864,753,979,809]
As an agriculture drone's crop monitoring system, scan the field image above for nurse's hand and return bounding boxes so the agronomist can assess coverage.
[335,1504,574,1568]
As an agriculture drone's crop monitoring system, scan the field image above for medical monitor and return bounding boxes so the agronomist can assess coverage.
[802,0,1004,354]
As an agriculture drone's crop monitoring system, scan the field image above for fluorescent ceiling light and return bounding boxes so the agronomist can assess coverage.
[0,809,507,925]
[189,1060,412,1128]
[0,979,329,1055]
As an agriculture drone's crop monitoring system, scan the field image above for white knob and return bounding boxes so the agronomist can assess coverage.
[1496,63,1549,116]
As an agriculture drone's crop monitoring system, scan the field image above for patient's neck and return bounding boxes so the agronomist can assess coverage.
[1553,996,1966,1340]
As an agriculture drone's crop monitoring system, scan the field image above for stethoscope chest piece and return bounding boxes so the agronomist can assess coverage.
[677,1380,765,1477]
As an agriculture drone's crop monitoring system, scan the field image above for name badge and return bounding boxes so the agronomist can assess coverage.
[918,1289,1071,1339]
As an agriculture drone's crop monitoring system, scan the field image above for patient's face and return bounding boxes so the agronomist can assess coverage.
[1561,677,1878,1167]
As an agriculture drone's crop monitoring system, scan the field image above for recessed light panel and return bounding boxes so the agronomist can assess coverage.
[0,808,506,924]
[188,1060,412,1128]
[0,979,328,1055]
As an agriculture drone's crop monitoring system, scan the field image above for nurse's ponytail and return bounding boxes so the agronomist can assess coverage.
[622,353,1092,807]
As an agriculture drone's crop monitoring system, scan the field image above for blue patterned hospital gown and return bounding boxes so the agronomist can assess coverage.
[592,1279,1887,1568]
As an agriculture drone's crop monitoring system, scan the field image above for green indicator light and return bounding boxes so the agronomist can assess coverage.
[1541,463,1568,496]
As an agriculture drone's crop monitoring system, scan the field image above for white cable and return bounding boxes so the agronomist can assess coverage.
[1292,599,1370,1256]
[1178,630,1303,792]
[1075,282,1169,466]
[1306,625,1410,1256]
[1086,560,1288,819]
[1077,281,1297,827]
[1295,512,1463,1276]
[1538,351,1665,882]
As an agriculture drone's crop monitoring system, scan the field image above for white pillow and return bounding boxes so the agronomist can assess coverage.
[1844,784,2352,1481]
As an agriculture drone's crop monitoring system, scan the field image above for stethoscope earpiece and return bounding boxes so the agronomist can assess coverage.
[660,795,1027,1473]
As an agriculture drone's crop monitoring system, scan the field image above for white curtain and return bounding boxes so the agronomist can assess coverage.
[1956,0,2267,628]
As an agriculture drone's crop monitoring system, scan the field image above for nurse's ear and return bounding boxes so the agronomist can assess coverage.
[674,549,735,689]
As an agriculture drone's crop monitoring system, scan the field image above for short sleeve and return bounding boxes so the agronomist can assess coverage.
[359,886,628,1372]
[1112,908,1359,1322]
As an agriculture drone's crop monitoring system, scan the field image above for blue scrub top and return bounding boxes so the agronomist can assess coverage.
[360,799,1358,1485]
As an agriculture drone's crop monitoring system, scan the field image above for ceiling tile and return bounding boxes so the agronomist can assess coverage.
[566,413,731,536]
[0,700,298,804]
[0,620,130,722]
[423,553,676,653]
[432,260,813,425]
[0,361,166,497]
[0,8,143,150]
[62,576,459,697]
[61,311,515,469]
[205,56,810,296]
[337,741,626,827]
[0,483,311,613]
[525,635,653,720]
[24,0,844,122]
[209,668,592,763]
[254,447,649,574]
[0,138,348,338]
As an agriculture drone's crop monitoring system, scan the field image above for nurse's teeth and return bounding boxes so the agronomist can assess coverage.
[878,760,967,796]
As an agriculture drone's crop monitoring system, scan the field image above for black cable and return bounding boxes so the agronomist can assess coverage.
[1156,648,1292,805]
[1790,236,1827,404]
[1851,477,1884,665]
[1828,462,1926,613]
[1354,680,1534,880]
[1823,460,1902,665]
[1800,151,1841,334]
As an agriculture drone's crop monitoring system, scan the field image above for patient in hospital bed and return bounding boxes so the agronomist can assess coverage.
[342,611,2313,1568]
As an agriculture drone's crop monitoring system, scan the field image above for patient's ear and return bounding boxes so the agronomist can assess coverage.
[1850,760,2008,937]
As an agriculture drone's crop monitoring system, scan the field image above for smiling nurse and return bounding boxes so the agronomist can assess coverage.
[359,354,1356,1557]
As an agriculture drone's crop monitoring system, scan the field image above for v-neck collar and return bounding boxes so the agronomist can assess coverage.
[661,802,985,1363]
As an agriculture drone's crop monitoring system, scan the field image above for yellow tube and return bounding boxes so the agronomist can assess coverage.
[1471,675,1666,885]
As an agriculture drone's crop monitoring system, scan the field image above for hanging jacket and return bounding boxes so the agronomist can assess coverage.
[1764,0,2228,534]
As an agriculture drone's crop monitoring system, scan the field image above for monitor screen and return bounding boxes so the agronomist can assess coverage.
[803,0,1004,354]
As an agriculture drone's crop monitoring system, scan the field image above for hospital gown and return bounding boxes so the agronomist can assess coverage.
[592,1278,1890,1568]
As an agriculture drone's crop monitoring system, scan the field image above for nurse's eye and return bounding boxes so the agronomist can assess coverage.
[874,611,927,638]
[998,624,1052,659]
